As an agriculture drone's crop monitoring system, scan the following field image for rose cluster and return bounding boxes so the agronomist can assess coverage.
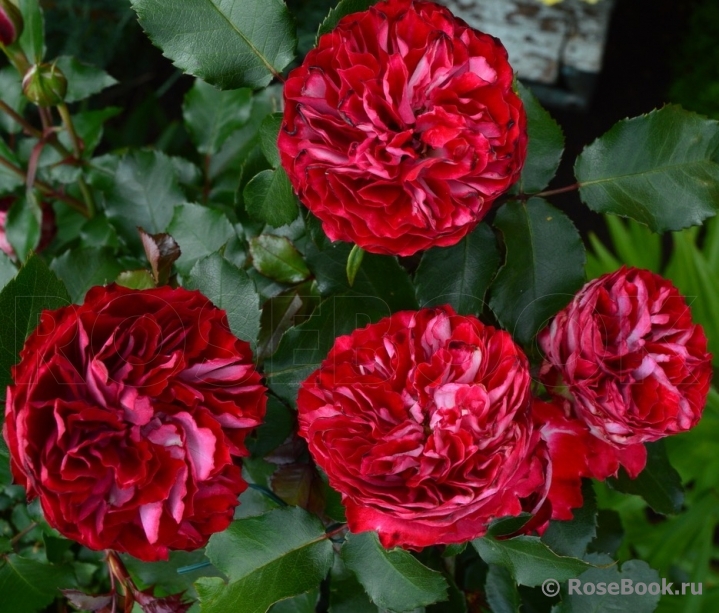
[279,0,527,256]
[4,285,266,561]
[297,268,711,546]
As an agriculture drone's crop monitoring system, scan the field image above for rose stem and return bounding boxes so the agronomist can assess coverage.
[57,102,96,217]
[0,154,90,215]
[530,182,581,199]
[9,521,39,547]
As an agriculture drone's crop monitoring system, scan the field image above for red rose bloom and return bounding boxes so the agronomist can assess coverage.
[279,0,527,256]
[4,284,267,561]
[539,267,712,446]
[298,306,547,549]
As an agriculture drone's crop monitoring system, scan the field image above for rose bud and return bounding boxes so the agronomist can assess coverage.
[0,196,56,258]
[0,0,23,47]
[279,0,527,256]
[298,306,548,549]
[4,284,267,561]
[539,267,712,447]
[22,61,67,107]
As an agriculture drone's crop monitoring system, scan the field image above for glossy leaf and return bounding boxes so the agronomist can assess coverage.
[167,202,235,275]
[329,558,379,613]
[553,554,660,613]
[542,481,598,558]
[489,199,585,346]
[608,440,684,515]
[0,67,26,134]
[414,222,499,315]
[103,150,184,251]
[185,253,261,350]
[16,0,45,63]
[196,507,333,613]
[246,396,294,458]
[0,252,16,292]
[259,113,283,169]
[575,105,719,232]
[54,56,118,103]
[250,234,310,284]
[0,555,75,613]
[473,536,594,587]
[264,294,396,405]
[517,83,564,194]
[0,139,25,192]
[341,531,448,612]
[0,254,70,393]
[116,270,156,290]
[183,79,252,155]
[317,0,373,38]
[485,564,520,613]
[50,247,124,304]
[244,168,299,228]
[304,240,418,312]
[5,195,40,263]
[130,0,297,90]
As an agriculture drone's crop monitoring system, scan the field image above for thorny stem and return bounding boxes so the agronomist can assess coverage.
[0,154,89,216]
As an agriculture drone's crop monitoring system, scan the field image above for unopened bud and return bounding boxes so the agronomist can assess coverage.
[22,62,67,107]
[0,0,23,46]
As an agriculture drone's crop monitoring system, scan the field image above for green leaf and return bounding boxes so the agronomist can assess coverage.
[414,223,499,315]
[43,534,72,565]
[487,514,533,538]
[517,83,564,194]
[79,215,120,250]
[54,56,118,103]
[196,507,333,613]
[608,440,684,515]
[345,244,364,287]
[259,113,283,169]
[6,194,41,263]
[330,557,379,613]
[542,481,597,558]
[116,270,156,290]
[103,150,184,251]
[250,234,310,284]
[130,0,297,90]
[16,0,45,63]
[269,589,319,612]
[588,510,624,558]
[553,554,660,613]
[485,564,520,613]
[341,531,448,612]
[185,253,261,350]
[317,0,373,39]
[183,79,252,155]
[246,396,294,458]
[264,294,396,406]
[472,536,594,587]
[0,254,70,394]
[575,105,719,232]
[0,139,24,192]
[489,199,585,346]
[0,253,17,292]
[244,168,299,228]
[65,107,121,158]
[124,549,223,596]
[0,555,75,613]
[167,202,235,275]
[0,67,26,134]
[50,247,124,304]
[305,241,418,312]
[257,282,319,359]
